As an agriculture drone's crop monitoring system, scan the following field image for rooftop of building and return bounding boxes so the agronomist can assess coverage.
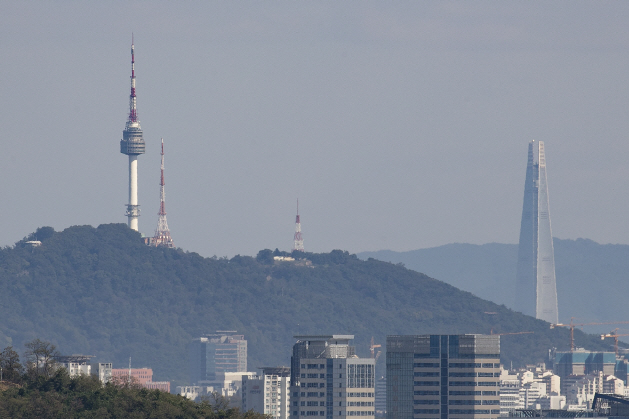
[294,335,354,341]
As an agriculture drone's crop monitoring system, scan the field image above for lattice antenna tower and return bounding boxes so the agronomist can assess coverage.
[120,35,146,231]
[149,138,174,248]
[293,199,304,251]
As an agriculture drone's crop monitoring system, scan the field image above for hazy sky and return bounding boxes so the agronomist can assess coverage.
[1,2,628,257]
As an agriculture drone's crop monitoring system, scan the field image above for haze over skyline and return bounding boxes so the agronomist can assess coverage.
[1,2,628,257]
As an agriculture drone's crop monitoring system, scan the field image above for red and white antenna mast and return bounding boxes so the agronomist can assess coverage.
[149,138,174,248]
[293,199,304,252]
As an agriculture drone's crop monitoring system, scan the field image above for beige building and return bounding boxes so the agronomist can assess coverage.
[242,367,291,419]
[291,335,375,419]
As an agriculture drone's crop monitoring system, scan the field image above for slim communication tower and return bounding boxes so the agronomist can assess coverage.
[148,139,174,248]
[293,199,304,252]
[120,36,146,231]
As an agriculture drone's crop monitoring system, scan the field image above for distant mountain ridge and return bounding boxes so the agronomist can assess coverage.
[358,238,629,325]
[0,225,612,386]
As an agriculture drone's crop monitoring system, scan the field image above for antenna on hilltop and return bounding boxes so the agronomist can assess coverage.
[147,138,174,248]
[293,199,304,252]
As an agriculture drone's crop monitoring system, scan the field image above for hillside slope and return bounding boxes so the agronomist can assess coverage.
[0,225,609,386]
[358,239,629,326]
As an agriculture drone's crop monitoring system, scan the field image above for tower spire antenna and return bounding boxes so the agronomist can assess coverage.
[120,37,146,231]
[148,138,174,248]
[293,199,304,252]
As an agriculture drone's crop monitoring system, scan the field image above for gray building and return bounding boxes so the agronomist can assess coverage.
[515,140,559,323]
[290,335,376,419]
[386,335,500,419]
[189,331,247,384]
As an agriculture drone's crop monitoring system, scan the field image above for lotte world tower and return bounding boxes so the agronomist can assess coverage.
[515,140,559,324]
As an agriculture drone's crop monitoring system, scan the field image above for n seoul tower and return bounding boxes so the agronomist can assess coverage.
[120,37,145,231]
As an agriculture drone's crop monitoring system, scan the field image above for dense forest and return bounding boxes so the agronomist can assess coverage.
[0,224,611,387]
[358,238,629,326]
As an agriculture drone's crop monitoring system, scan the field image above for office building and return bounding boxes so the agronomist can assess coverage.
[190,331,248,384]
[242,367,291,419]
[290,335,376,419]
[386,334,500,419]
[515,140,559,323]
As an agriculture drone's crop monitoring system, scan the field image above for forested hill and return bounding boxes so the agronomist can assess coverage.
[0,224,609,386]
[358,239,629,325]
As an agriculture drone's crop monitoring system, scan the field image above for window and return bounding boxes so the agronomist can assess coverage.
[320,374,325,378]
[415,372,439,377]
[301,402,305,406]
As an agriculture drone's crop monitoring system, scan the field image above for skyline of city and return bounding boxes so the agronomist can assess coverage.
[1,3,629,257]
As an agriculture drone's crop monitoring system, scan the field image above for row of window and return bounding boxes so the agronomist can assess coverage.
[412,390,497,396]
[412,409,501,415]
[448,381,497,387]
[414,381,498,387]
[301,383,326,388]
[449,391,496,396]
[304,364,326,370]
[303,374,326,379]
[448,363,500,368]
[346,402,373,407]
[413,354,499,360]
[300,364,345,369]
[346,393,374,398]
[294,411,374,417]
[295,392,374,398]
[448,409,500,415]
[448,400,499,405]
[448,372,499,377]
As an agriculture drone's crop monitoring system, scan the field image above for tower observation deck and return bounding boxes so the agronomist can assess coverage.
[120,38,145,231]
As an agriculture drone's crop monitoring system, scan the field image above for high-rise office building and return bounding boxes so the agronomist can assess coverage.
[386,335,500,419]
[189,331,247,384]
[242,367,291,419]
[290,335,376,419]
[515,140,559,324]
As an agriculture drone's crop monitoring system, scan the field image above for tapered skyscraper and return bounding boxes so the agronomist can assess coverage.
[515,140,558,324]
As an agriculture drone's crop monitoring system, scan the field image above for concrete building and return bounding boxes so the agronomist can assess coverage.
[190,331,248,384]
[96,362,112,384]
[290,335,376,419]
[56,355,94,377]
[242,367,291,419]
[515,140,559,323]
[387,334,500,419]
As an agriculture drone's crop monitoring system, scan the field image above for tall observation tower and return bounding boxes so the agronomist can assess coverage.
[293,200,304,252]
[120,38,145,231]
[515,140,558,324]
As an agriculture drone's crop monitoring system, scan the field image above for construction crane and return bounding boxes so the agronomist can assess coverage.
[600,329,629,356]
[550,318,629,352]
[370,337,382,363]
[490,329,533,336]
